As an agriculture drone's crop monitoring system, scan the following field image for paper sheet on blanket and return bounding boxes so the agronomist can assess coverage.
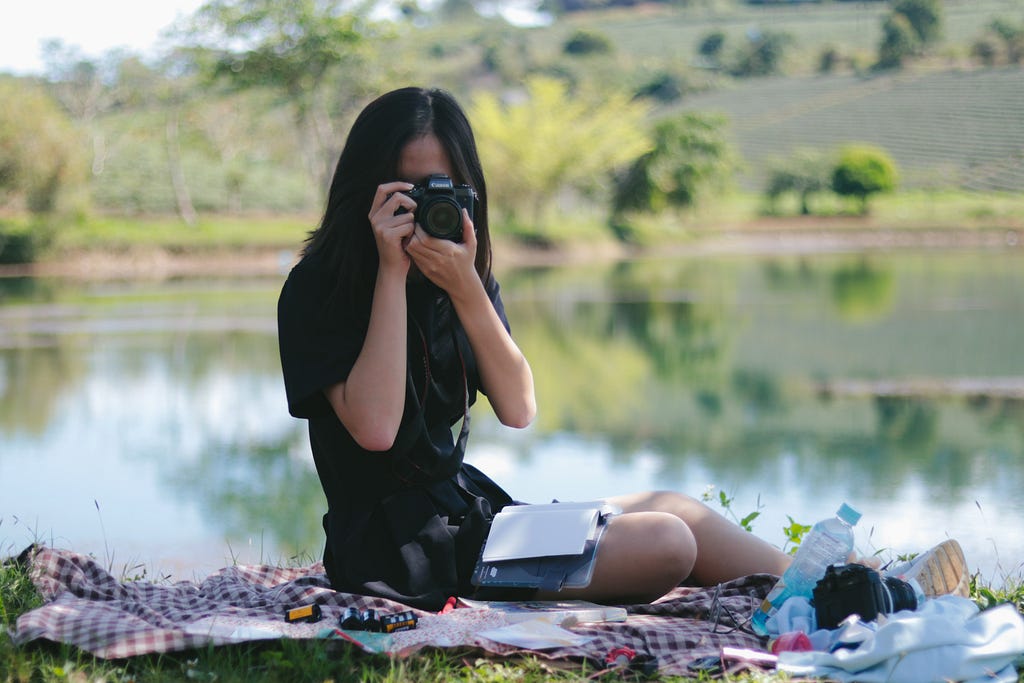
[478,618,595,649]
[184,616,288,641]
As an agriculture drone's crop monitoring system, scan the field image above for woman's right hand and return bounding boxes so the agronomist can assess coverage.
[368,181,417,277]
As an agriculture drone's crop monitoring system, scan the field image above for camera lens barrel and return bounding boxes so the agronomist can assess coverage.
[420,196,463,241]
[398,174,475,242]
[881,575,918,613]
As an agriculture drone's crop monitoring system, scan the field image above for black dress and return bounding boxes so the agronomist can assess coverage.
[277,252,516,610]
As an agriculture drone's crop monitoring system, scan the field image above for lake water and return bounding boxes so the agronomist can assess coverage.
[2,251,1022,586]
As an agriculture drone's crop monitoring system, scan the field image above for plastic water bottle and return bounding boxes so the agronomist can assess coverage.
[751,503,861,635]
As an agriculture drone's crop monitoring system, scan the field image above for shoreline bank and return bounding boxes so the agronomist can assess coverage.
[0,225,1021,281]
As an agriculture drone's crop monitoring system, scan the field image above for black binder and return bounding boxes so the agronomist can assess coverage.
[471,501,618,592]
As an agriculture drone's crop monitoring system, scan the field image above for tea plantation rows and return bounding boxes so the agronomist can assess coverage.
[676,67,1024,192]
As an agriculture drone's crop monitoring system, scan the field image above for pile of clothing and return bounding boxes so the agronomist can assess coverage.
[761,540,1024,682]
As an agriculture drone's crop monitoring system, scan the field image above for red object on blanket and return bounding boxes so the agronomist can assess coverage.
[770,630,813,653]
[606,646,637,665]
[439,596,457,614]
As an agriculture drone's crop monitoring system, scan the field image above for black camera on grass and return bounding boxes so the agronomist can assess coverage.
[399,174,477,242]
[813,563,918,630]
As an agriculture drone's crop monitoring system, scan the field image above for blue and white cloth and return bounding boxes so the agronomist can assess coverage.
[772,596,1024,683]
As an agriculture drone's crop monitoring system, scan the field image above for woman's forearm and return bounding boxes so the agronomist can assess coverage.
[449,280,537,429]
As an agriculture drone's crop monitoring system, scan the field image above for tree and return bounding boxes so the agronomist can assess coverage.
[698,30,726,67]
[818,46,842,74]
[0,78,87,262]
[0,78,86,215]
[41,41,126,178]
[563,29,614,56]
[470,77,650,239]
[612,113,735,217]
[986,17,1024,64]
[729,30,792,77]
[764,149,832,215]
[831,145,898,214]
[877,0,942,68]
[892,0,943,46]
[634,70,687,104]
[876,13,920,69]
[184,0,376,194]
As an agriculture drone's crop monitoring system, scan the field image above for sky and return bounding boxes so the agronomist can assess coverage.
[0,0,209,76]
[0,1,548,76]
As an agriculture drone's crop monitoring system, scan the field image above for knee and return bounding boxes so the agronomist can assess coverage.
[637,490,710,520]
[646,513,697,585]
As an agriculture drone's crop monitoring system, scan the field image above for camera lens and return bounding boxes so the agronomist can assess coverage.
[882,576,918,613]
[422,197,463,240]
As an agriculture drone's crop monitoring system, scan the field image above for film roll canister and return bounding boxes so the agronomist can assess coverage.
[284,604,322,623]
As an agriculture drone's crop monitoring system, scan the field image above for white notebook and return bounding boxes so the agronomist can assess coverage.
[481,501,614,562]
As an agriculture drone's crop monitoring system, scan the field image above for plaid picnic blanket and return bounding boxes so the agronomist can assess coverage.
[10,546,775,675]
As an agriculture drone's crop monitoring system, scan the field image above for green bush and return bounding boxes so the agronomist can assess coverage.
[877,13,920,69]
[0,78,87,217]
[563,29,614,56]
[0,221,46,264]
[697,30,726,66]
[612,113,735,222]
[764,149,833,215]
[892,0,943,45]
[729,30,793,77]
[633,70,687,103]
[831,145,899,214]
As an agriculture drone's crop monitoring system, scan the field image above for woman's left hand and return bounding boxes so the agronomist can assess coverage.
[405,209,479,295]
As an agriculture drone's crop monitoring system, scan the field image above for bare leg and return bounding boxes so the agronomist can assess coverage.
[536,490,791,603]
[607,490,791,584]
[535,510,696,603]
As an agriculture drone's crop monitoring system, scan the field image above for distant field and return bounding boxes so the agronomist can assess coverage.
[527,0,1024,194]
[674,67,1024,192]
[520,0,1024,194]
[566,0,1022,66]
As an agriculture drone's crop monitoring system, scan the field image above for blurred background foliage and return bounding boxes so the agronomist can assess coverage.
[1,0,1023,262]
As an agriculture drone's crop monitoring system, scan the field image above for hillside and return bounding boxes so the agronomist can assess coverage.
[4,0,1024,231]
[674,67,1024,192]
[534,0,1024,194]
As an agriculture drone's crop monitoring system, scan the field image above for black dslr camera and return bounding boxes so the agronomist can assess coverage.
[813,563,918,630]
[400,174,477,242]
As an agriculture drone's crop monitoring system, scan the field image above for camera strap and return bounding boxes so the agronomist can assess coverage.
[388,312,470,486]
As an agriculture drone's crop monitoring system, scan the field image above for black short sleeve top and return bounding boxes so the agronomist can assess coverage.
[277,252,510,487]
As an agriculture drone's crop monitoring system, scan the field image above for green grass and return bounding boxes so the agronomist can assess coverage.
[54,214,316,252]
[597,188,1024,249]
[7,189,1017,265]
[750,188,1024,227]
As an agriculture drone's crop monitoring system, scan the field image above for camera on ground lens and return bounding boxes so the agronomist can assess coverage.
[399,174,477,242]
[813,562,918,630]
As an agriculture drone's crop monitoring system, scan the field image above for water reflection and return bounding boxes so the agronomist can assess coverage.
[2,253,1023,582]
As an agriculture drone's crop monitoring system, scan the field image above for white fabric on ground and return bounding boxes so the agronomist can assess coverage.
[776,596,1024,683]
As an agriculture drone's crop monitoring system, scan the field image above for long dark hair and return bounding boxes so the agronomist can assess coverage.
[303,87,492,316]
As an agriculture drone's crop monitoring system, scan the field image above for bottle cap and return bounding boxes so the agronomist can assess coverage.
[836,503,861,526]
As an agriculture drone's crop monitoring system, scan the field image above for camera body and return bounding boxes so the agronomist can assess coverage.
[402,174,477,242]
[813,563,918,630]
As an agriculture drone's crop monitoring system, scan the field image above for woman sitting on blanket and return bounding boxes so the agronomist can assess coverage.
[276,86,792,611]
